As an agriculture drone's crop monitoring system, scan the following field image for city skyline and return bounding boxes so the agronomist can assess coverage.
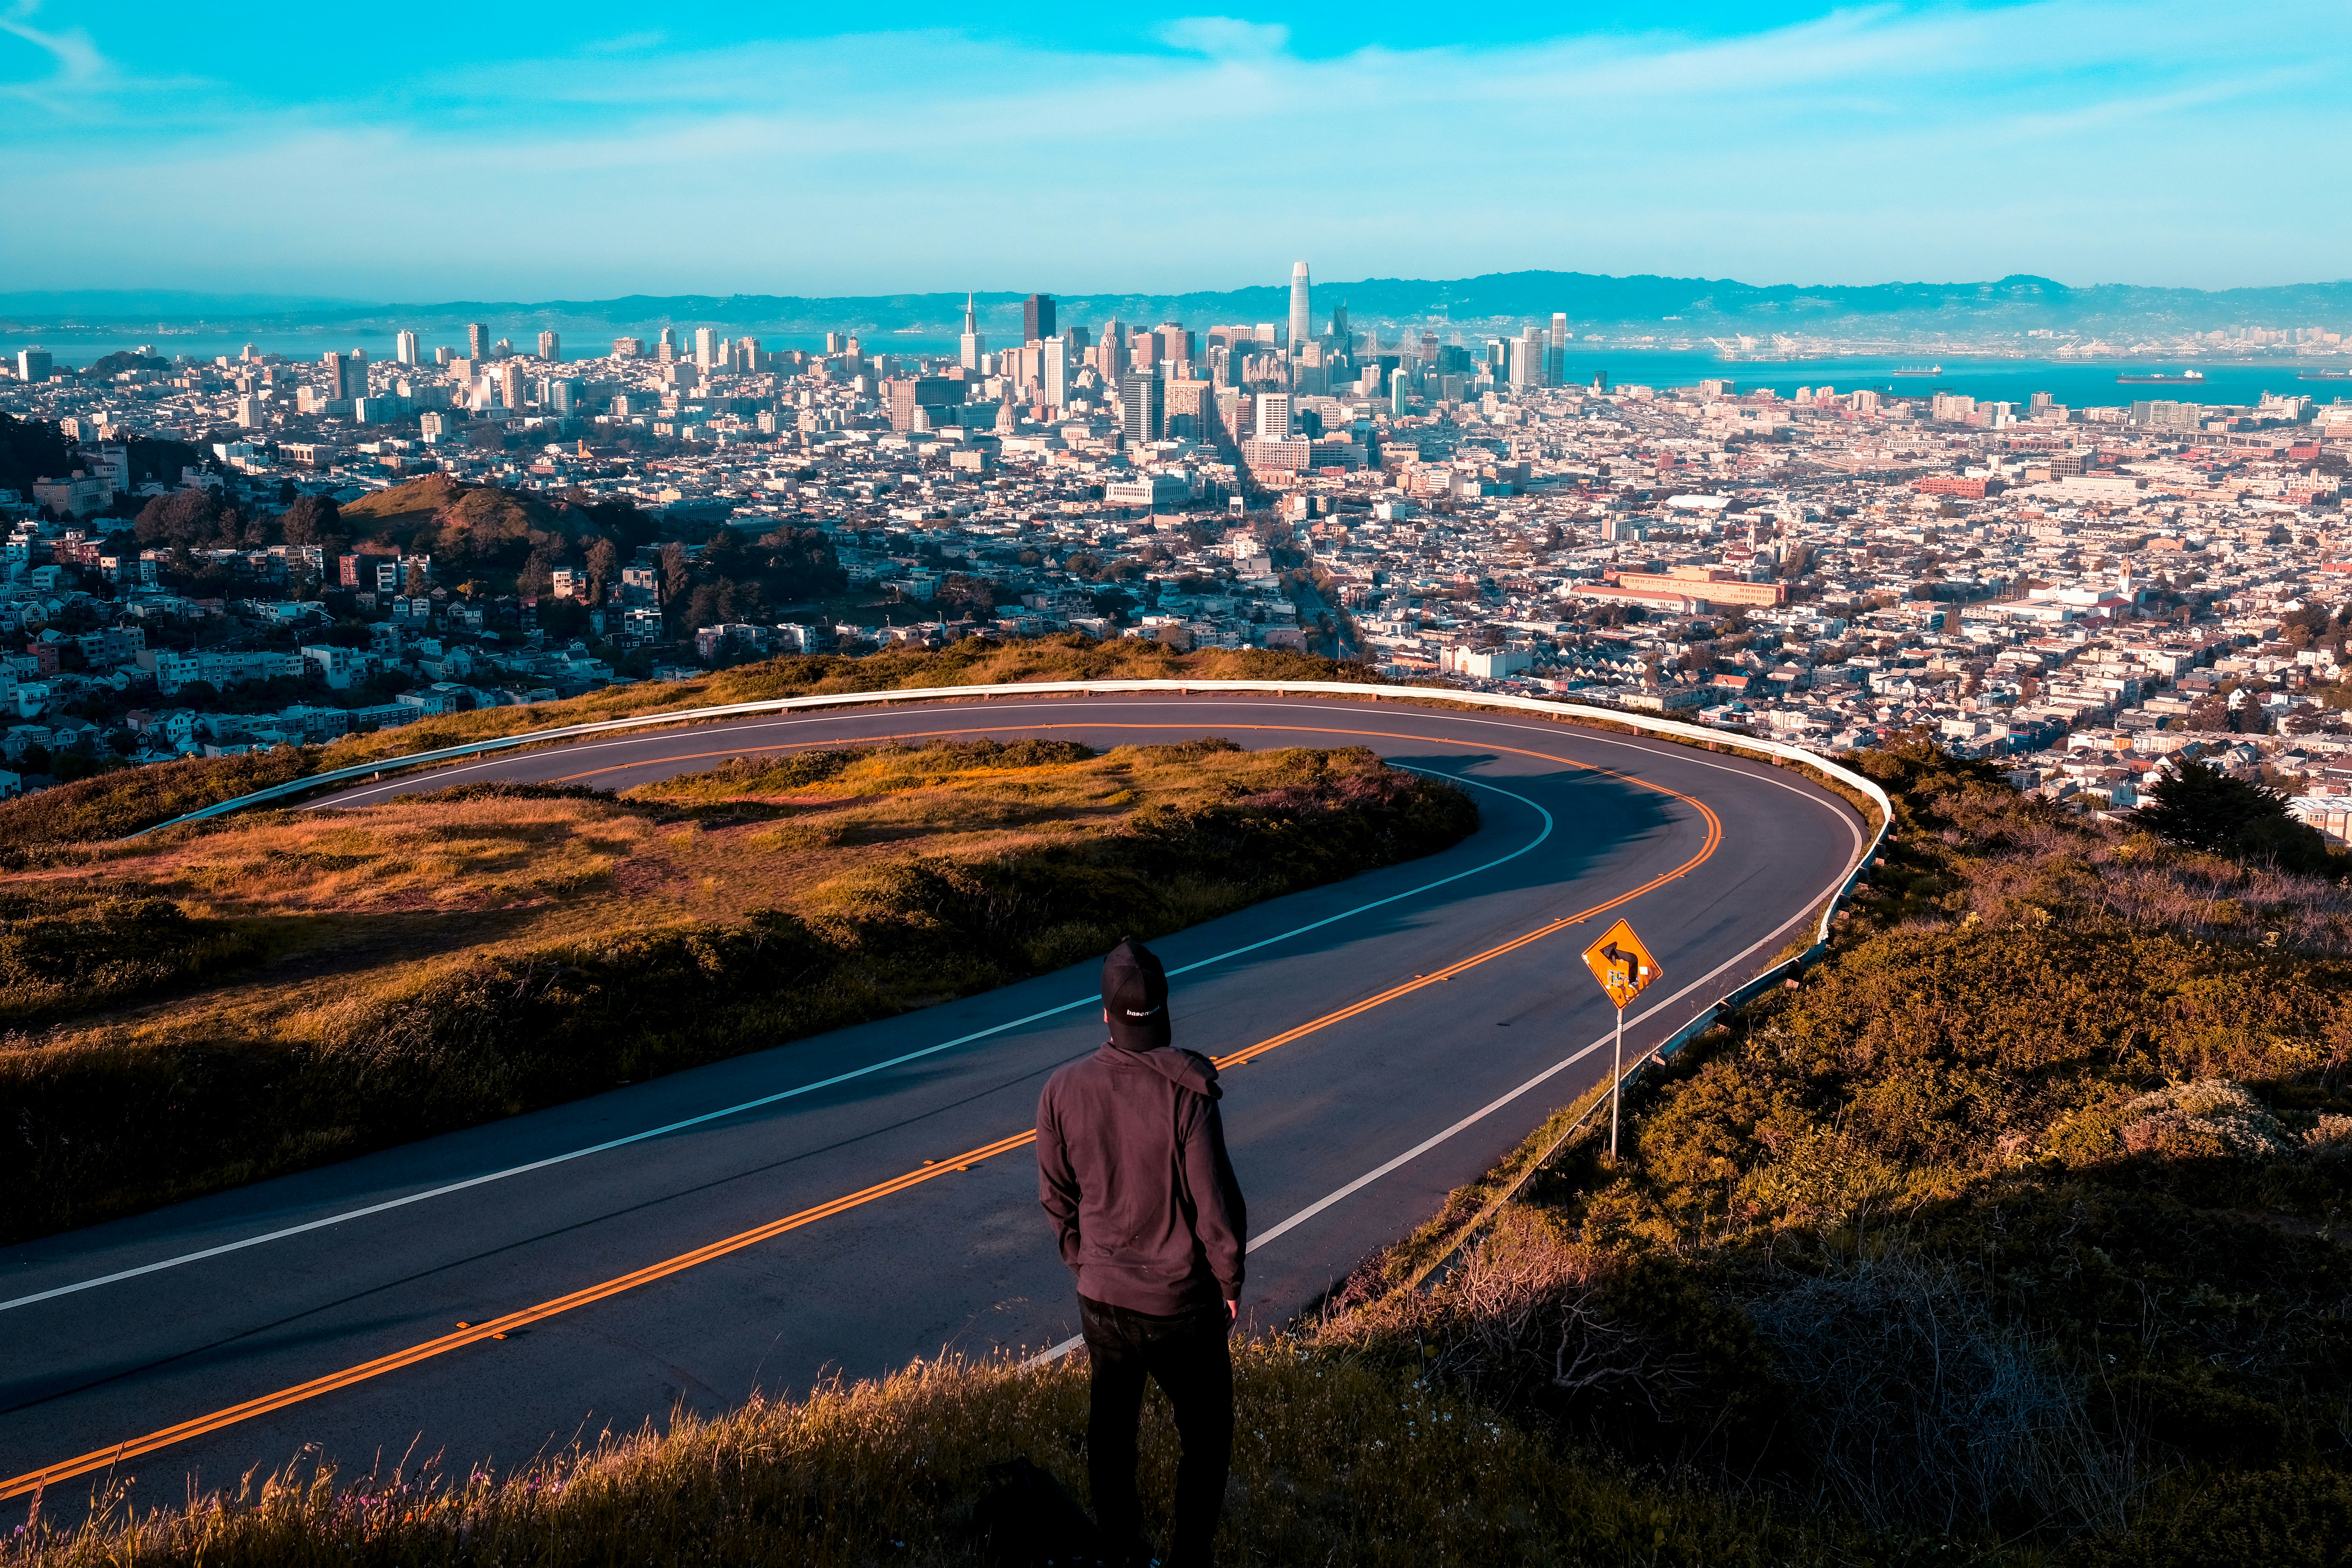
[5,1,2348,298]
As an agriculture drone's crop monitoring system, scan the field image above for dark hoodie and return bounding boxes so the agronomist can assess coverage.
[1036,1040,1248,1314]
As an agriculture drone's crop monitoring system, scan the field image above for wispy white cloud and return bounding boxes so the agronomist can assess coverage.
[0,0,111,106]
[1156,16,1291,60]
[1,0,2346,294]
[581,29,668,56]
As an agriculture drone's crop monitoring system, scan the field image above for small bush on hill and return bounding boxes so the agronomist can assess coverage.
[0,888,264,1024]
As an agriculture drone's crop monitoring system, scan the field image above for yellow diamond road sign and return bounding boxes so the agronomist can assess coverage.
[1582,918,1662,1011]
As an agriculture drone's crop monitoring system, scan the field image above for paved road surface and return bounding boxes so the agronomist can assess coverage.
[0,694,1863,1508]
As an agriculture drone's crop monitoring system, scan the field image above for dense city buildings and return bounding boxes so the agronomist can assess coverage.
[2,261,2350,838]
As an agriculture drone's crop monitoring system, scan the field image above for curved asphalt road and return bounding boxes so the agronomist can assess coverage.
[0,694,1863,1509]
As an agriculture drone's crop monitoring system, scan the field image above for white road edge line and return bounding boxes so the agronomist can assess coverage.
[0,766,1558,1315]
[1020,777,1864,1370]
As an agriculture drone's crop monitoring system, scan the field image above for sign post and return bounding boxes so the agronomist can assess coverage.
[1580,917,1662,1160]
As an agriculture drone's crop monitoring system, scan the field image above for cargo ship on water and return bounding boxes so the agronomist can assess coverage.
[2115,370,2205,385]
[2298,368,2352,381]
[1887,365,1942,377]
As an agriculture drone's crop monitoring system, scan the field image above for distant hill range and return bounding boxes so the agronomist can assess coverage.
[6,272,2349,340]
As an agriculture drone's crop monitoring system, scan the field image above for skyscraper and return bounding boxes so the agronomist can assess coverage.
[1121,372,1165,445]
[1255,392,1293,439]
[1099,318,1127,384]
[1024,294,1056,345]
[1548,313,1567,386]
[1511,326,1543,389]
[694,327,720,368]
[1043,336,1068,410]
[394,330,420,366]
[960,293,987,371]
[322,350,363,401]
[538,330,561,361]
[467,323,489,359]
[1287,262,1311,350]
[887,377,958,434]
[658,326,679,362]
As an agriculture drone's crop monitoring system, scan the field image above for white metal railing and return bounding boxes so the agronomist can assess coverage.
[142,679,1892,938]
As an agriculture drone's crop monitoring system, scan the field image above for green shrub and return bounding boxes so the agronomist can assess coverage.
[0,890,265,1024]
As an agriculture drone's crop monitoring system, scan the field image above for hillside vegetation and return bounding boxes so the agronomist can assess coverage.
[1322,739,2352,1562]
[0,736,1472,1243]
[0,636,1382,856]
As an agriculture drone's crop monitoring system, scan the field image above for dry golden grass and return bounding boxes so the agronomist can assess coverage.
[11,740,1331,1055]
[0,1344,1840,1568]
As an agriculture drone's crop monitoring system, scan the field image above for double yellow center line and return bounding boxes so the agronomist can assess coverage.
[2,729,1717,1500]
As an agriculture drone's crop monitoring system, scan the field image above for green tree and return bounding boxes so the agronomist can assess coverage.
[584,535,621,603]
[279,493,340,546]
[2136,756,2332,869]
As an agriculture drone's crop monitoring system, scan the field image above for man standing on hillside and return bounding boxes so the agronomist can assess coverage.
[1037,938,1247,1568]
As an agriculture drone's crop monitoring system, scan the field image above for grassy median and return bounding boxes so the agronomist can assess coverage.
[0,638,1380,853]
[0,737,1474,1243]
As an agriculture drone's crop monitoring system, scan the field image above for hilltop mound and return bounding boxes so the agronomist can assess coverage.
[341,473,592,575]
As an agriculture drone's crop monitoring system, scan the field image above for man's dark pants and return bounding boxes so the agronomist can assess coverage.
[1078,1294,1233,1566]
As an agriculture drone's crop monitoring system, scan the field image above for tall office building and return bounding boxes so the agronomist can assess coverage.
[693,327,720,368]
[658,326,679,362]
[1023,294,1056,344]
[1098,318,1127,383]
[1510,326,1543,389]
[394,330,420,366]
[16,348,51,383]
[887,377,959,433]
[1043,336,1068,410]
[322,350,365,401]
[737,336,761,370]
[1548,313,1567,386]
[1120,372,1165,444]
[466,323,489,359]
[497,362,527,412]
[1287,262,1311,350]
[1255,392,1293,439]
[1165,377,1214,443]
[538,330,561,361]
[960,293,987,371]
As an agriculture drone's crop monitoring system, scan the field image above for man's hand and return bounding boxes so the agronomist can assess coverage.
[1226,1298,1239,1323]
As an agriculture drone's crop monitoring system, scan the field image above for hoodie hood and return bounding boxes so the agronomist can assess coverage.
[1103,1042,1221,1102]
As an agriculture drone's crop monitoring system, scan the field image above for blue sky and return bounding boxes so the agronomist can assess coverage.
[3,0,2346,300]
